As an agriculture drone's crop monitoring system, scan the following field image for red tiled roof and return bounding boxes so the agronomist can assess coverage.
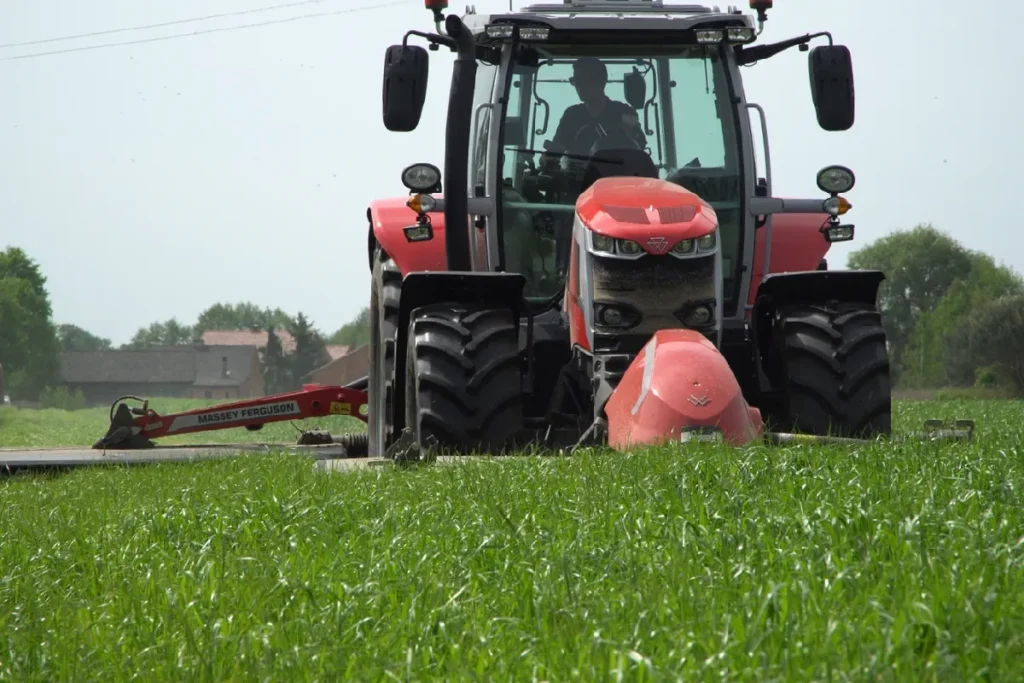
[325,345,350,360]
[201,328,297,354]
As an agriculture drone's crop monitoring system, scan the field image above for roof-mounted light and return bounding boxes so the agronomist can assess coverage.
[727,27,756,43]
[518,26,550,40]
[485,24,549,40]
[424,0,448,11]
[696,27,754,44]
[696,29,723,44]
[485,24,514,39]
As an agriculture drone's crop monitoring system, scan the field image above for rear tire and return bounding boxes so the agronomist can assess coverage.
[771,302,891,438]
[404,302,524,455]
[368,248,401,457]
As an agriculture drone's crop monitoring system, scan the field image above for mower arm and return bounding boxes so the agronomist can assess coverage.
[93,384,369,450]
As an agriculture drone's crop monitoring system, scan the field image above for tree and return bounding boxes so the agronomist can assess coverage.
[259,327,290,394]
[328,306,370,347]
[900,253,1024,387]
[0,247,60,400]
[256,314,329,392]
[194,302,295,335]
[847,224,974,378]
[289,312,330,384]
[58,324,113,352]
[945,294,1024,395]
[122,318,196,349]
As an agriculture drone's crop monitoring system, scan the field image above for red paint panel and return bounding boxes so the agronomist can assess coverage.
[369,196,448,275]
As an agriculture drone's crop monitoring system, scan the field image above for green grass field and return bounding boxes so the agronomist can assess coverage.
[1,398,1022,681]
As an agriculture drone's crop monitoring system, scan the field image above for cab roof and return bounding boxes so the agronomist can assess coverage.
[462,0,754,33]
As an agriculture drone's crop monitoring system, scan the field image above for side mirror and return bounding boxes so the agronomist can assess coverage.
[623,67,646,110]
[808,45,854,131]
[382,44,429,132]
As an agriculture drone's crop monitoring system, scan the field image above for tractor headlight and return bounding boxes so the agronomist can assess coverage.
[401,163,442,193]
[586,233,653,259]
[672,239,695,255]
[592,233,615,254]
[670,230,716,258]
[816,165,856,194]
[617,240,643,256]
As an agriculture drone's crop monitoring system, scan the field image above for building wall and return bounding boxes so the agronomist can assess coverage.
[307,345,369,386]
[67,382,196,406]
[191,352,264,400]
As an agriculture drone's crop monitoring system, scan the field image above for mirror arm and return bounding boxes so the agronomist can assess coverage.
[736,31,832,66]
[403,29,457,52]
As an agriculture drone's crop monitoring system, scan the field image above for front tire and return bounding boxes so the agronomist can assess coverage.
[403,302,525,455]
[771,302,891,438]
[367,248,401,457]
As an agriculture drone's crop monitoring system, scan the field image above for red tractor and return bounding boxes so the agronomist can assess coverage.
[366,0,890,458]
[80,0,981,460]
[79,0,978,459]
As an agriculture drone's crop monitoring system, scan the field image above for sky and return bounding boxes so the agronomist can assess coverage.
[2,0,1021,346]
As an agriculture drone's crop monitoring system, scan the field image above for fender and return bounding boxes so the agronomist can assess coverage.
[753,269,885,311]
[390,271,528,435]
[604,329,764,449]
[746,212,832,309]
[749,269,886,394]
[367,196,448,275]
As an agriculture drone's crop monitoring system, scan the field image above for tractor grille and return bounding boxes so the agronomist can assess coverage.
[590,251,716,354]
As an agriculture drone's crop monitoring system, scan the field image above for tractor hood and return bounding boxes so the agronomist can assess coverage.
[577,177,718,255]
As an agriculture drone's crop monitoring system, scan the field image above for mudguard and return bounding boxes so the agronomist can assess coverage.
[746,212,832,309]
[390,271,528,436]
[604,329,764,449]
[753,269,885,311]
[367,197,447,276]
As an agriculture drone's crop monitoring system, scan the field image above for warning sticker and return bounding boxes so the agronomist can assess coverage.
[166,400,302,432]
[329,401,352,416]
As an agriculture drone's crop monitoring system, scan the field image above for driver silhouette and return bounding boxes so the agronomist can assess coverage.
[543,57,647,165]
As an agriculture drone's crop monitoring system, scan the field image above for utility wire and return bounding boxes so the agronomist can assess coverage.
[0,0,344,49]
[0,1,412,61]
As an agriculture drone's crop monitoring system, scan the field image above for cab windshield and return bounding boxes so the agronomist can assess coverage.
[499,45,743,305]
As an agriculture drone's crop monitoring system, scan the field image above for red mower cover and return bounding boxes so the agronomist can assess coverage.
[604,329,764,448]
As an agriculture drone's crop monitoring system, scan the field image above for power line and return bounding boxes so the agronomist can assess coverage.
[0,1,412,61]
[0,0,343,49]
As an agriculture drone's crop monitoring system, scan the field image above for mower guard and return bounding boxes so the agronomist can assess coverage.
[604,329,765,449]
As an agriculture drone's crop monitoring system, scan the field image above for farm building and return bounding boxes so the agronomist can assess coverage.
[305,344,369,387]
[200,329,350,363]
[60,344,264,405]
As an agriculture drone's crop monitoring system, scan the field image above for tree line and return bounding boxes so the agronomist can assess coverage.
[2,223,1022,402]
[847,224,1024,394]
[0,246,372,401]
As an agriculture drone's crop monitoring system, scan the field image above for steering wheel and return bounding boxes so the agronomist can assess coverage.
[572,120,642,159]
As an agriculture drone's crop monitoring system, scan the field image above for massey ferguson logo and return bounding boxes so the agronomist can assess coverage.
[688,395,711,407]
[646,236,669,253]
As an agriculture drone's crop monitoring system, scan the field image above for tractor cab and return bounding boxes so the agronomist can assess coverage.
[497,40,744,309]
[383,0,855,322]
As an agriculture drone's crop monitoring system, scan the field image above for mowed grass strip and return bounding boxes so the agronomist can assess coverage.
[0,399,1022,680]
